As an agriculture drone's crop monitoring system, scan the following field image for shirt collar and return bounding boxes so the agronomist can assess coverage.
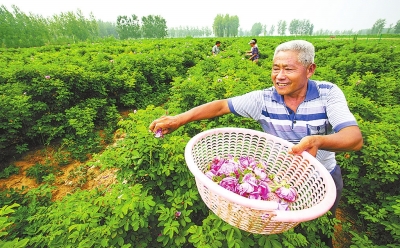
[272,80,320,104]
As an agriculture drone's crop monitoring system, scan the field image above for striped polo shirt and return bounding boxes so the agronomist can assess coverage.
[227,80,358,172]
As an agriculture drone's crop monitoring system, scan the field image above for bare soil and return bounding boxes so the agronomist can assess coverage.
[334,208,353,247]
[0,146,118,201]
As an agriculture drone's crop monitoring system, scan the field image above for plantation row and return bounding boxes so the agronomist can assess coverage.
[1,36,400,247]
[0,38,208,163]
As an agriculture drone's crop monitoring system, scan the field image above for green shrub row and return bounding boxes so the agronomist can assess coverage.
[0,38,207,164]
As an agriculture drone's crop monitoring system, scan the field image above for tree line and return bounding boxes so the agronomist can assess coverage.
[0,5,169,48]
[1,5,400,48]
[167,26,213,38]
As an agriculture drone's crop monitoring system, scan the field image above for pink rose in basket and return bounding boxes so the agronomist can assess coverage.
[243,180,271,200]
[209,156,226,172]
[253,166,267,180]
[217,160,238,176]
[238,156,257,167]
[205,155,298,210]
[256,180,271,200]
[238,181,254,194]
[219,177,239,193]
[275,186,298,202]
[242,173,257,186]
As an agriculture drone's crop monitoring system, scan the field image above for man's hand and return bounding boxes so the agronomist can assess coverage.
[289,126,363,157]
[149,99,231,136]
[149,115,182,135]
[290,136,319,157]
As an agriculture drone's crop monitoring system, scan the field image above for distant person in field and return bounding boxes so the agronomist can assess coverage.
[150,40,363,248]
[212,41,221,55]
[247,39,259,63]
[246,38,258,54]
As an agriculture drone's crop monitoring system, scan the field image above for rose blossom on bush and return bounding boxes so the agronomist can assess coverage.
[154,128,164,138]
[205,155,297,210]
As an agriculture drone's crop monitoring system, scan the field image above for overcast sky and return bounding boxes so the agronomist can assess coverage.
[2,0,399,32]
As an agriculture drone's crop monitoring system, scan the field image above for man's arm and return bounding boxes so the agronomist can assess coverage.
[290,126,363,157]
[149,99,231,135]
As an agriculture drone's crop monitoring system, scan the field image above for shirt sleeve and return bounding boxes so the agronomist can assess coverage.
[228,90,264,120]
[326,84,358,132]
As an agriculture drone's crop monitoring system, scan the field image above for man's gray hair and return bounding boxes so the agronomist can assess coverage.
[273,40,315,66]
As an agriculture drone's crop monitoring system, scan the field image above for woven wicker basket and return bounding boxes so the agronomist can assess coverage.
[184,127,336,234]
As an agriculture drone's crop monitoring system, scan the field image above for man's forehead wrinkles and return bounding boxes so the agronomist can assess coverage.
[273,62,292,67]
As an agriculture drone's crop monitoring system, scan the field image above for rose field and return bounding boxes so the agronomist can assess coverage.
[1,36,400,247]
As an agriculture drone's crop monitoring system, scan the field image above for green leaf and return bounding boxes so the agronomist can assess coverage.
[68,224,79,232]
[101,238,109,247]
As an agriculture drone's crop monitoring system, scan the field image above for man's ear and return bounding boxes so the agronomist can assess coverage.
[307,63,316,78]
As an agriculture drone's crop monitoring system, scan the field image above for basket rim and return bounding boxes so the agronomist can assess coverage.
[184,127,337,223]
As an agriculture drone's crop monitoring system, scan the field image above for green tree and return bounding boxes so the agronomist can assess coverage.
[212,14,239,37]
[97,20,118,38]
[277,20,287,36]
[229,15,239,37]
[289,19,299,35]
[141,15,167,38]
[269,24,275,35]
[0,5,49,47]
[223,14,231,36]
[289,19,313,35]
[386,23,393,34]
[213,14,224,36]
[308,23,314,35]
[203,26,212,37]
[250,22,263,36]
[371,18,386,35]
[262,24,268,36]
[47,10,98,44]
[167,26,212,38]
[393,20,400,34]
[116,14,141,39]
[72,10,98,41]
[301,19,312,35]
[0,5,14,47]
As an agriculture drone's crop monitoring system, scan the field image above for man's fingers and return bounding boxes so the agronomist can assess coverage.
[149,120,159,132]
[289,146,302,155]
[149,122,155,131]
[149,120,163,132]
[150,115,178,135]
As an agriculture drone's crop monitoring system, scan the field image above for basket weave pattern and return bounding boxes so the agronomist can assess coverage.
[185,128,336,234]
